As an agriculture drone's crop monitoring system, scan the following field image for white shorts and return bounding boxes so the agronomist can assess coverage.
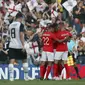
[54,51,68,60]
[40,51,54,62]
[54,49,56,57]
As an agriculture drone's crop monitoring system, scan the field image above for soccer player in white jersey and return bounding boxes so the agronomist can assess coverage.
[8,12,32,81]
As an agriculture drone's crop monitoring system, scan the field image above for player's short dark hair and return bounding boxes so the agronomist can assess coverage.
[16,12,23,19]
[57,21,65,27]
[48,23,57,28]
[58,22,64,25]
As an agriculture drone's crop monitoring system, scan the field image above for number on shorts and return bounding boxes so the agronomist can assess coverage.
[43,37,49,45]
[11,28,16,38]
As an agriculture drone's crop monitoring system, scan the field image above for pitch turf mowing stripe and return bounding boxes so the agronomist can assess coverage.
[0,80,85,85]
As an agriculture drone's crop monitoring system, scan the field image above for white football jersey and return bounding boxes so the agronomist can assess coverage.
[9,21,24,49]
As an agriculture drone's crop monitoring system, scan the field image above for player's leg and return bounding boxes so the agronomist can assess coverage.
[45,52,54,80]
[58,60,64,77]
[62,51,71,80]
[22,59,34,81]
[63,61,70,80]
[8,48,16,81]
[21,49,33,81]
[8,59,15,81]
[53,52,63,80]
[40,51,47,80]
[22,59,32,81]
[40,61,46,80]
[53,60,59,80]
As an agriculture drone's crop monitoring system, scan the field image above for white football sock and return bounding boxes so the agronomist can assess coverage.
[23,63,28,79]
[8,64,14,81]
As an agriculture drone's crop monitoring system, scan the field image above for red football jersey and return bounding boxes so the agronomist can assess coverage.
[56,30,72,51]
[42,31,56,52]
[53,32,58,49]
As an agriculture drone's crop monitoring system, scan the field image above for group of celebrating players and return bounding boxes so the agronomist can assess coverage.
[40,22,72,80]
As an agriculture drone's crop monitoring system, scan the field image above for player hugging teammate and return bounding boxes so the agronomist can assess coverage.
[39,22,73,80]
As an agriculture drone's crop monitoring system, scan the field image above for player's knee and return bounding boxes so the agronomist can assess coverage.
[8,64,14,71]
[48,61,53,66]
[63,60,67,64]
[54,60,58,64]
[40,61,45,66]
[23,63,28,68]
[23,63,28,72]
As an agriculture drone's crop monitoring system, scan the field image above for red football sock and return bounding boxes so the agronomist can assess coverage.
[64,64,70,78]
[58,64,63,75]
[46,66,51,79]
[53,64,58,77]
[40,65,46,78]
[43,65,46,77]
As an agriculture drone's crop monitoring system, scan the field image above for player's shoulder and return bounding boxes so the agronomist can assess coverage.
[44,31,53,35]
[65,30,72,36]
[55,30,61,34]
[42,31,50,36]
[20,23,24,27]
[64,30,70,33]
[9,21,21,26]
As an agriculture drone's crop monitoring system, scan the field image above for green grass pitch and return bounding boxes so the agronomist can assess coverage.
[0,79,85,85]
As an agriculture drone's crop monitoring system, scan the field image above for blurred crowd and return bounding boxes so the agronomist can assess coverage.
[0,0,85,64]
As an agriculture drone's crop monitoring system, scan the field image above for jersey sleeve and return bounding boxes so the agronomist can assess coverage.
[20,23,24,32]
[69,32,72,37]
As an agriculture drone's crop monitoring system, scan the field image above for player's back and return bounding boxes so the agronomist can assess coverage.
[56,30,72,51]
[9,21,23,49]
[42,31,56,52]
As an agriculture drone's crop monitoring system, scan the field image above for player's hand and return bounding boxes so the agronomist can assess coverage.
[22,45,26,53]
[57,39,64,43]
[64,36,71,42]
[22,48,26,53]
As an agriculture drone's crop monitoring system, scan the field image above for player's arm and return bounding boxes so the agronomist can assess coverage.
[52,34,64,43]
[55,38,65,43]
[54,36,71,43]
[2,50,8,54]
[64,33,72,42]
[52,33,67,43]
[20,23,25,48]
[52,35,66,43]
